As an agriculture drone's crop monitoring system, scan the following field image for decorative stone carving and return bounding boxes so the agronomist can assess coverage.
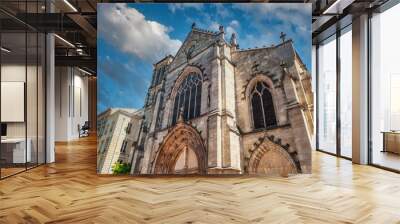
[247,135,301,175]
[153,123,207,174]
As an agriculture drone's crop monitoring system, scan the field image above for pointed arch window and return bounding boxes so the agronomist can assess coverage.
[172,72,202,125]
[251,82,277,129]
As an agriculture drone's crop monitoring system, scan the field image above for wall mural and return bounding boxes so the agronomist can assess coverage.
[97,3,313,176]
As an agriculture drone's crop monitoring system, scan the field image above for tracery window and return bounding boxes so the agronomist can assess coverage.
[153,66,166,86]
[251,82,277,129]
[172,72,202,125]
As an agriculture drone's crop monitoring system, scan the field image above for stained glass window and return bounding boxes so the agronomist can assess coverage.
[251,82,277,129]
[172,72,202,125]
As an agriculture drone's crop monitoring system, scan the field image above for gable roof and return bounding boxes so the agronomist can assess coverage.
[168,27,224,70]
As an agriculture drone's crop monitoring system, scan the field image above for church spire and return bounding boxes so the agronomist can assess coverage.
[219,25,224,33]
[230,33,238,50]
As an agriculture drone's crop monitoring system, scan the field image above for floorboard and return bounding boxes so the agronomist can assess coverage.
[1,135,400,223]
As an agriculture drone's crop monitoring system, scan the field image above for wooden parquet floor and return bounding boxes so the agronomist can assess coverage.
[1,136,400,224]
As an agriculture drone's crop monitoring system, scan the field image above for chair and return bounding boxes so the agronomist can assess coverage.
[79,121,90,138]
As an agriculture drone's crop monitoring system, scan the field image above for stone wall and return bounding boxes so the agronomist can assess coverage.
[232,40,312,174]
[131,28,313,175]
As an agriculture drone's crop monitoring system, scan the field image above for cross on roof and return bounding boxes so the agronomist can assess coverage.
[280,32,286,43]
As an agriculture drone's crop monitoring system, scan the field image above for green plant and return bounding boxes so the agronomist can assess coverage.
[112,161,131,174]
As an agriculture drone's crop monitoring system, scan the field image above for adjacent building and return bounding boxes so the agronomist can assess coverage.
[97,108,143,174]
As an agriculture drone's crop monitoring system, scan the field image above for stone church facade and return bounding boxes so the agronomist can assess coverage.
[129,24,313,175]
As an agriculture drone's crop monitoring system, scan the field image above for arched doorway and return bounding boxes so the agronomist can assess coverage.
[153,123,206,174]
[247,137,300,175]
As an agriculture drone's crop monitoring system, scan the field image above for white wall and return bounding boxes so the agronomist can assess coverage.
[1,63,46,163]
[1,65,36,138]
[55,67,68,140]
[71,73,89,138]
[311,45,316,150]
[1,65,26,129]
[55,67,89,141]
[1,82,25,122]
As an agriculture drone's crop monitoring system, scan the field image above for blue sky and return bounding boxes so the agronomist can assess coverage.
[98,3,311,113]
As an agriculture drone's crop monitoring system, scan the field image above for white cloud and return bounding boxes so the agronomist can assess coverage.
[232,3,310,17]
[230,20,240,29]
[240,33,275,50]
[231,3,311,48]
[209,21,220,31]
[214,3,231,18]
[232,3,310,38]
[98,3,182,62]
[168,3,204,13]
[205,20,237,44]
[225,20,240,39]
[207,20,238,39]
[226,26,236,39]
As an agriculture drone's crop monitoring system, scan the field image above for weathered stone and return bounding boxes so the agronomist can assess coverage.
[128,26,313,175]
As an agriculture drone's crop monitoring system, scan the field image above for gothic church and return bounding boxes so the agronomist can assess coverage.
[129,24,313,175]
